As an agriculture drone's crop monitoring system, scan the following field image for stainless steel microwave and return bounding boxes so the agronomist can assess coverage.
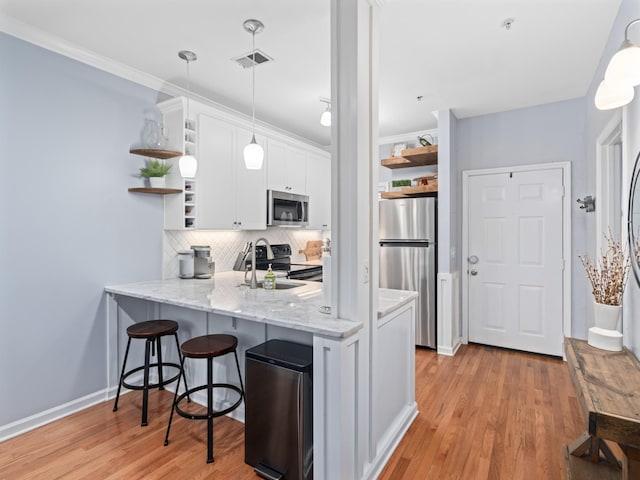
[267,190,309,227]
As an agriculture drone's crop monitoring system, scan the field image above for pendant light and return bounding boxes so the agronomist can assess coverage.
[243,19,265,170]
[320,98,331,127]
[595,19,640,110]
[178,50,198,178]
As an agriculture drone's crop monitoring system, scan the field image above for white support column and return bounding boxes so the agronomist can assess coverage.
[313,333,363,480]
[330,0,378,476]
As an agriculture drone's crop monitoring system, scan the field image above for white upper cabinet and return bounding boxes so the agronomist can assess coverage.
[195,114,266,230]
[267,138,307,194]
[198,114,236,229]
[159,97,327,232]
[306,152,331,230]
[235,127,267,230]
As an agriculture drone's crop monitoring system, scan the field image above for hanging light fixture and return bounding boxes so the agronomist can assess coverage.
[243,19,265,170]
[595,19,640,110]
[177,50,198,177]
[320,98,331,127]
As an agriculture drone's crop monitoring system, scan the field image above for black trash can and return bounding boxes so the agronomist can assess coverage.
[245,339,313,480]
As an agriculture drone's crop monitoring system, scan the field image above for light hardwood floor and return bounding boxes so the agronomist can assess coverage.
[0,344,582,479]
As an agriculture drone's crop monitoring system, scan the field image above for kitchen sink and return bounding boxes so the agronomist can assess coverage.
[255,281,302,290]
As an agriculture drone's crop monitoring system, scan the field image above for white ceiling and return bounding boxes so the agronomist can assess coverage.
[0,0,621,147]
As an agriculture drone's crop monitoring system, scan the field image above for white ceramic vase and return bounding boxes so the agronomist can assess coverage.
[593,301,621,330]
[149,176,166,188]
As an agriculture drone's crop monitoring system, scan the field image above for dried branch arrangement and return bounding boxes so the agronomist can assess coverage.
[579,232,630,306]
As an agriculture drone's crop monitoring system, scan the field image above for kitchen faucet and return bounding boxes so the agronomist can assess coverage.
[247,237,274,289]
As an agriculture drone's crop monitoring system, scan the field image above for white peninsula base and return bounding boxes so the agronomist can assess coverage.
[105,272,418,480]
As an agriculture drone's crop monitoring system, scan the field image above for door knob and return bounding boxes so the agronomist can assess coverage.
[470,269,478,276]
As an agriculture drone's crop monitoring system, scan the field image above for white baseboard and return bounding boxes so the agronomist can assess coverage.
[0,389,109,442]
[437,337,462,356]
[2,371,245,443]
[363,403,419,480]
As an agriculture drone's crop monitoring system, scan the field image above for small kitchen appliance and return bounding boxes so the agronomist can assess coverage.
[178,250,194,279]
[267,190,309,227]
[191,245,215,279]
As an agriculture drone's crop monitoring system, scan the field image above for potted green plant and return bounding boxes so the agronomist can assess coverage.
[139,159,172,188]
[391,179,412,191]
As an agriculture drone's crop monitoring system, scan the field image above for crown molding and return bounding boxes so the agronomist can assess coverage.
[0,12,328,151]
[0,12,179,95]
[378,128,438,145]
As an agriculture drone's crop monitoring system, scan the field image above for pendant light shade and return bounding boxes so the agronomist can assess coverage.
[178,50,198,177]
[320,107,331,127]
[595,80,635,110]
[595,19,640,110]
[179,154,198,178]
[242,19,265,170]
[319,98,331,126]
[604,40,640,87]
[244,135,264,170]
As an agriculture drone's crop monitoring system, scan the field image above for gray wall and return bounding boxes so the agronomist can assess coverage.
[456,98,588,338]
[0,33,165,426]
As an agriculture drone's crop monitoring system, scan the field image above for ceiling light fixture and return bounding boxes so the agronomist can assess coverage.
[320,98,331,127]
[243,19,265,170]
[595,19,640,110]
[178,50,198,178]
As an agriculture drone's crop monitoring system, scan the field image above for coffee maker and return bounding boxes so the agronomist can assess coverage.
[191,245,215,279]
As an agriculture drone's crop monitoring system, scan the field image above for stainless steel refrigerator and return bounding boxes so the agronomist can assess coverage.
[379,197,437,348]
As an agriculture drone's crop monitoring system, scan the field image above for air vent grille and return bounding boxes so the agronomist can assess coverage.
[233,49,273,69]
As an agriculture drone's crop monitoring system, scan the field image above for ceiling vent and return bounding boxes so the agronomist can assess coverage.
[233,49,273,69]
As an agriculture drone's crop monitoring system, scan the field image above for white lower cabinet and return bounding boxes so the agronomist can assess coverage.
[306,152,331,230]
[197,114,266,230]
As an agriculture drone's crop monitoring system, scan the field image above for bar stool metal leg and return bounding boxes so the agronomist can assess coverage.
[207,357,215,463]
[156,336,165,390]
[163,353,185,447]
[173,333,191,402]
[112,337,133,412]
[233,350,245,400]
[141,338,152,426]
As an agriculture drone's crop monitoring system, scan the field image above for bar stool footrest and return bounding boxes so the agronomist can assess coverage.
[121,362,182,391]
[174,384,243,420]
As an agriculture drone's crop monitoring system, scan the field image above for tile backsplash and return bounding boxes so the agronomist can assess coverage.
[163,229,329,279]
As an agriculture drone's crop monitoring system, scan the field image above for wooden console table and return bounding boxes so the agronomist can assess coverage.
[564,338,640,479]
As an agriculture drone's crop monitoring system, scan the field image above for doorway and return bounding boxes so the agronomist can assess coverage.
[461,163,571,356]
[596,111,623,254]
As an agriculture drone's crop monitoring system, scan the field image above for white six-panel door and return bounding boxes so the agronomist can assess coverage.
[467,167,565,356]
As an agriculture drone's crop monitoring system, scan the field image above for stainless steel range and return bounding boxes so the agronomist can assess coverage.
[250,244,323,281]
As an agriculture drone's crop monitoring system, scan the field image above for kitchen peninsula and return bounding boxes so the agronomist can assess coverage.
[105,271,419,479]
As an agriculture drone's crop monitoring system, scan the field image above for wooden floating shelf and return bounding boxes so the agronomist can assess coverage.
[129,148,182,160]
[381,145,438,169]
[380,183,438,199]
[128,187,183,195]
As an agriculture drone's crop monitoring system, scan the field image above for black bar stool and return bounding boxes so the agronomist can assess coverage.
[164,334,245,463]
[113,320,189,426]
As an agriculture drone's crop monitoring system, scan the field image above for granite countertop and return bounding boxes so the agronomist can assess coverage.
[105,271,416,338]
